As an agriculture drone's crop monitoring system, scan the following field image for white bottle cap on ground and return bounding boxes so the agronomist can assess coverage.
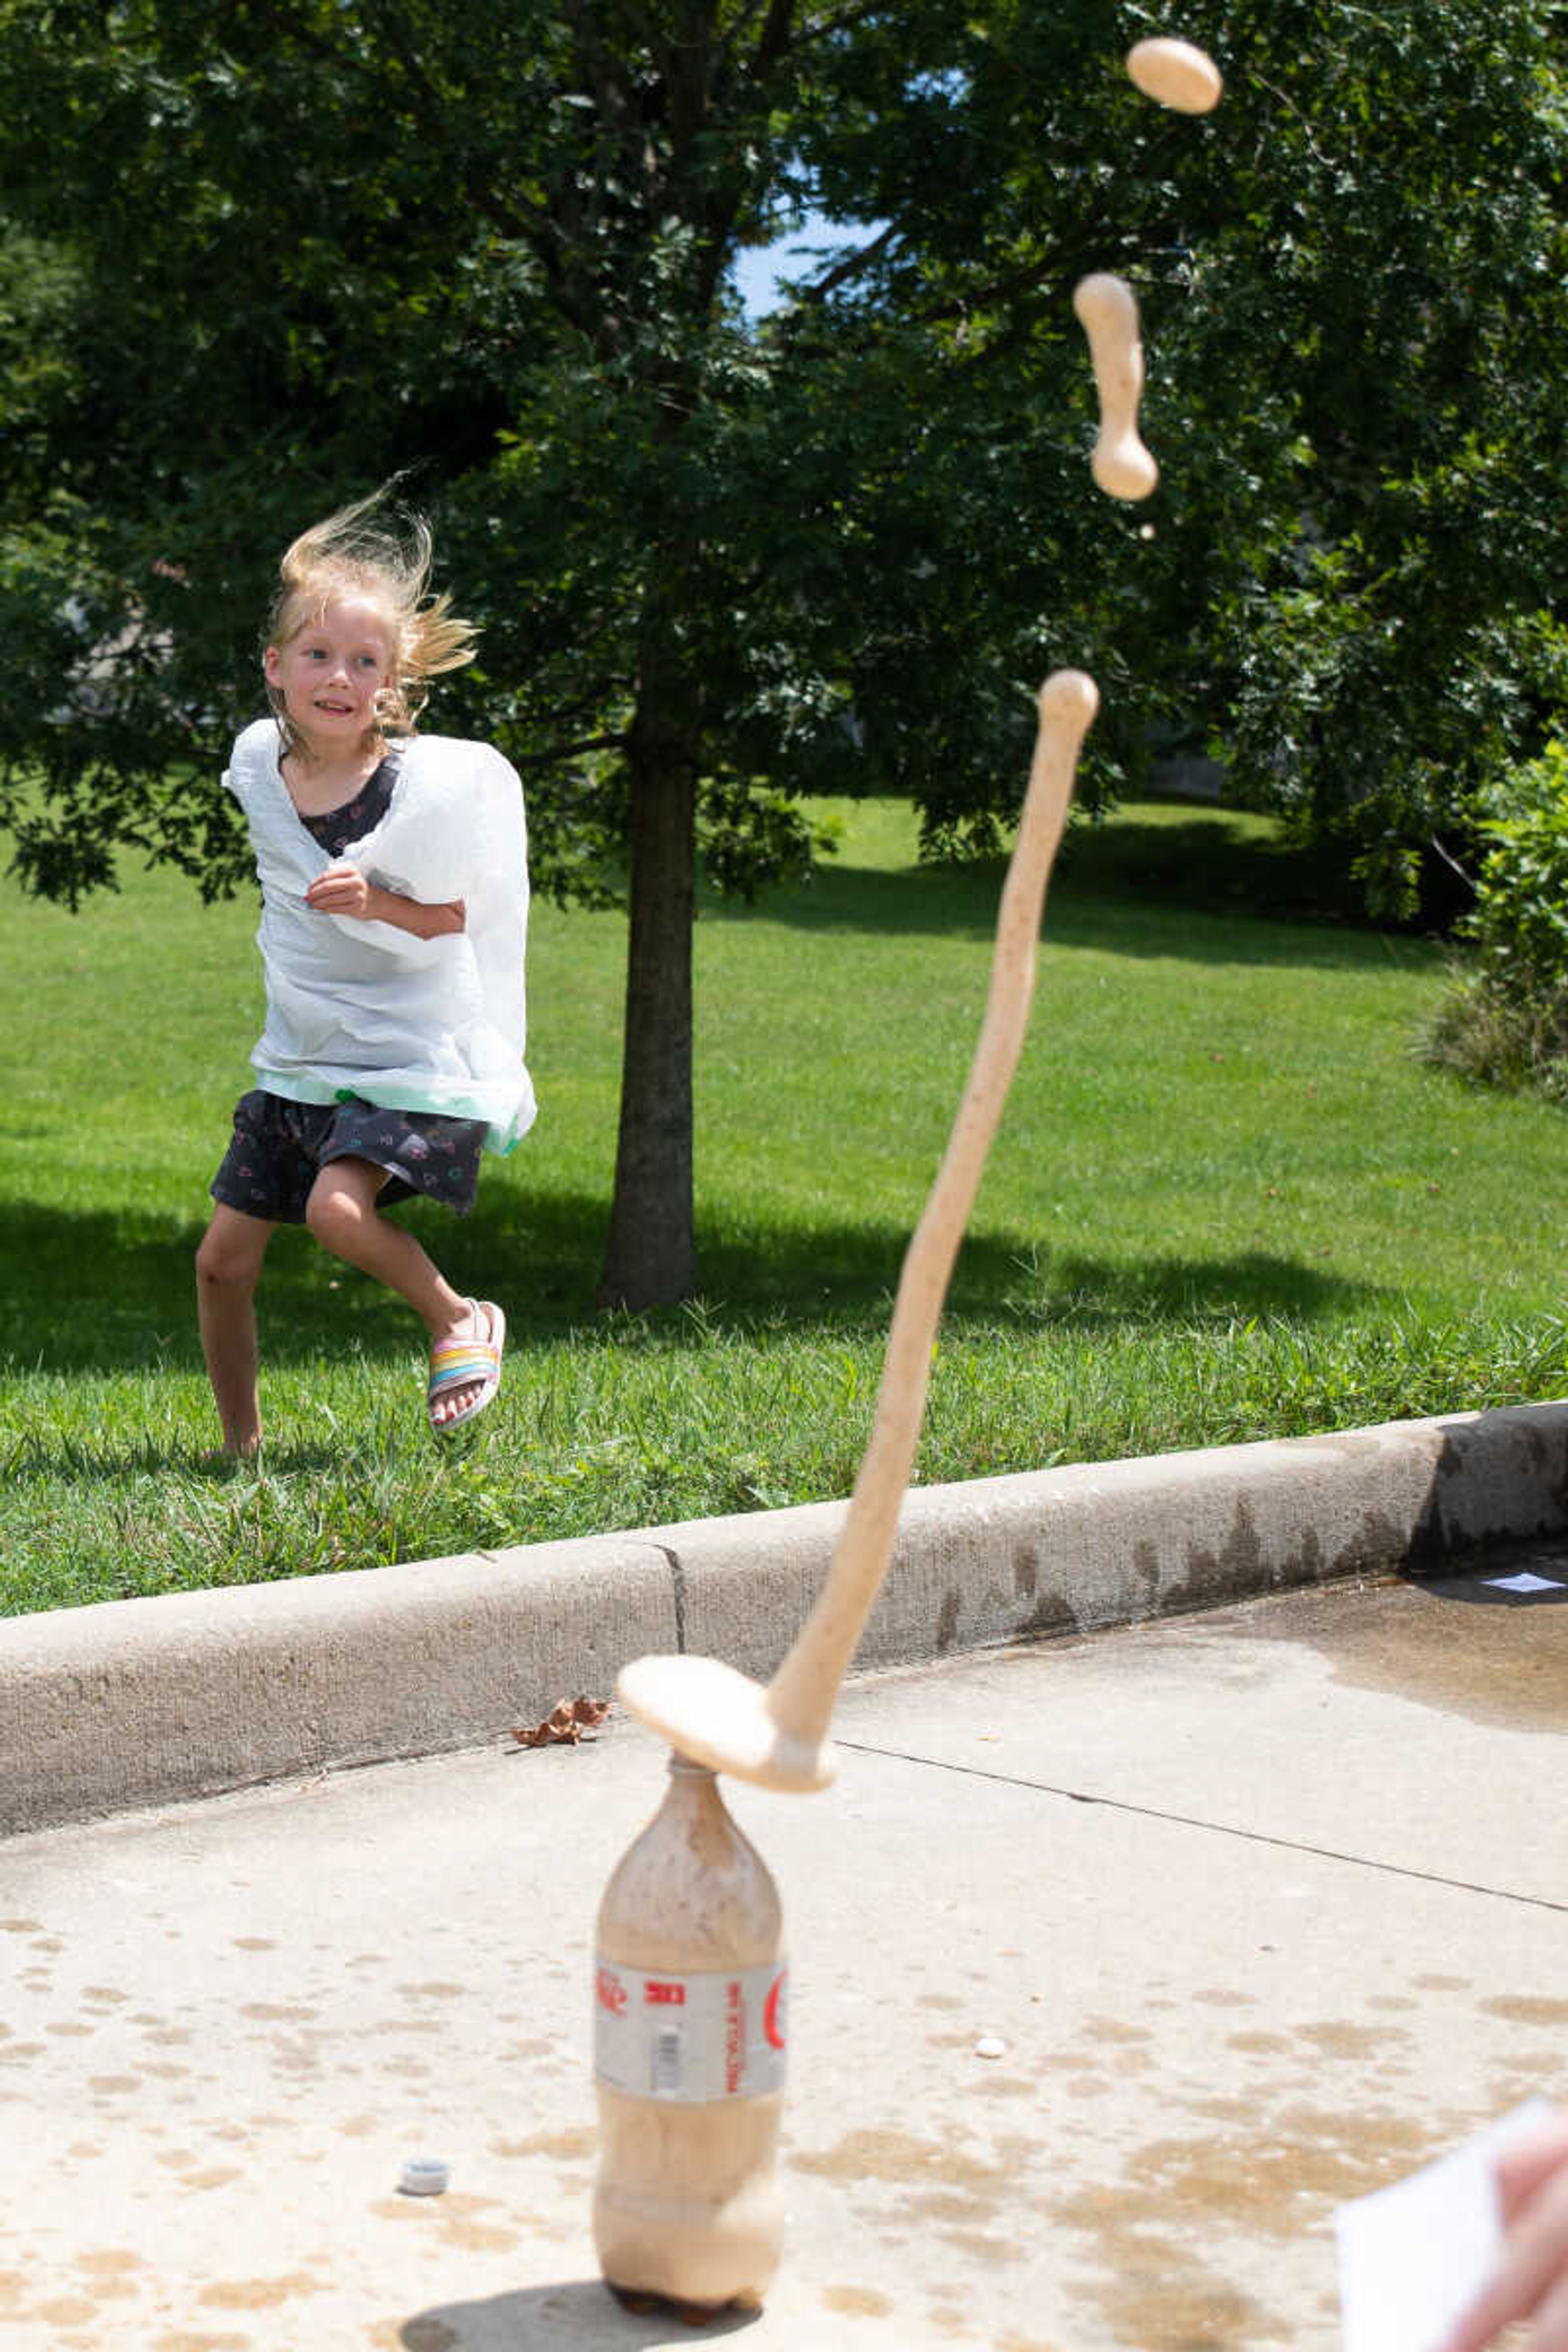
[399,2156,451,2196]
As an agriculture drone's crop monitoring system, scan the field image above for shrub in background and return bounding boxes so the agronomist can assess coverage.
[1426,737,1568,1101]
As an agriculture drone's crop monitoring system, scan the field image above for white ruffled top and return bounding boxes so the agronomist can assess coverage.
[224,718,537,1155]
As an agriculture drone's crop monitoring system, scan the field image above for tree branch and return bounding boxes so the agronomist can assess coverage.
[505,729,629,770]
[797,220,897,303]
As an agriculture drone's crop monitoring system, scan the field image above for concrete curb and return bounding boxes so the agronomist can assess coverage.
[4,1400,1566,1837]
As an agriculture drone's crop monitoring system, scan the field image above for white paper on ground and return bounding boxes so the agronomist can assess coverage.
[1336,2095,1556,2352]
[1482,1571,1566,1593]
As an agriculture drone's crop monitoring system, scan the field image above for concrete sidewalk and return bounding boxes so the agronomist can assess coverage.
[4,1400,1568,1835]
[2,1563,1564,2349]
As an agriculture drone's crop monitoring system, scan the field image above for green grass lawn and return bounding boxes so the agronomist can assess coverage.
[4,794,1566,1615]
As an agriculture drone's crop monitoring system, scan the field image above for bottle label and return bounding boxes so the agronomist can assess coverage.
[593,1957,788,2104]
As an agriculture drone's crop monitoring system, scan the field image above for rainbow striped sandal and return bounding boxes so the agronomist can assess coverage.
[427,1300,506,1437]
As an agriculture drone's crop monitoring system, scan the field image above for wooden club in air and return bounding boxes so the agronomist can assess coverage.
[616,668,1100,1793]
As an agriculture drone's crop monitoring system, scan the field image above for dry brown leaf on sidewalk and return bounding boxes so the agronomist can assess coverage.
[510,1695,611,1750]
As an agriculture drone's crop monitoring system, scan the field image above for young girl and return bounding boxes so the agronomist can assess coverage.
[196,493,535,1452]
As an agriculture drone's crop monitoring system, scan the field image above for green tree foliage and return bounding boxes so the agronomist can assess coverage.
[1,2,1564,1299]
[1425,732,1568,1100]
[1470,737,1568,993]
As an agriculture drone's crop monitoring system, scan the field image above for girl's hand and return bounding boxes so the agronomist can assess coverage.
[305,862,373,919]
[1442,2117,1568,2352]
[305,865,465,936]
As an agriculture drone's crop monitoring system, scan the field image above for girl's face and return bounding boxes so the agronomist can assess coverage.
[264,595,398,758]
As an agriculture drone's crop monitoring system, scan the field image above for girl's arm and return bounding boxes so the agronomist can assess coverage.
[305,863,465,937]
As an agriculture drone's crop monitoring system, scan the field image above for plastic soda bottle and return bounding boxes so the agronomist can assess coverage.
[592,1753,788,2311]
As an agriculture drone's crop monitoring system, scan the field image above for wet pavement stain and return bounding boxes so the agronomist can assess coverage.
[1480,1995,1568,2027]
[1293,2022,1403,2061]
[1050,2100,1457,2349]
[196,2274,323,2311]
[1226,1567,1568,1733]
[1050,2192,1287,2352]
[490,2126,596,2161]
[74,2250,143,2297]
[32,2297,101,2327]
[792,2128,1009,2191]
[823,2283,895,2316]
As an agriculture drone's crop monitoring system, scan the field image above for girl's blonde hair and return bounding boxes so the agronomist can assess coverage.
[263,488,477,752]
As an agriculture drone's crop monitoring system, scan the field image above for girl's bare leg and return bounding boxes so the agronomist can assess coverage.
[304,1158,492,1424]
[195,1204,277,1455]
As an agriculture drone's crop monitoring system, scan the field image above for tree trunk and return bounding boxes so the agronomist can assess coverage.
[597,679,699,1311]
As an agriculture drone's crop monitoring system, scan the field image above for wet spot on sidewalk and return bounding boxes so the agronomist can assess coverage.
[490,2126,595,2161]
[1053,2100,1459,2348]
[74,2250,143,2304]
[794,2129,1007,2190]
[824,2284,894,2317]
[30,2298,100,2327]
[197,2274,322,2311]
[372,2193,514,2254]
[1481,1995,1568,2026]
[1294,2022,1404,2061]
[1232,1572,1568,1731]
[1052,2190,1287,2350]
[397,2322,460,2352]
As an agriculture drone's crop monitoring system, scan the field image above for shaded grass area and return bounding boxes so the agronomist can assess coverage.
[4,796,1566,1614]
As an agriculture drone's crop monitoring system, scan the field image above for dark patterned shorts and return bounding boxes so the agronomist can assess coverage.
[210,1089,486,1224]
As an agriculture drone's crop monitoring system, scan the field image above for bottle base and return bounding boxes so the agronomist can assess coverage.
[606,2279,764,2323]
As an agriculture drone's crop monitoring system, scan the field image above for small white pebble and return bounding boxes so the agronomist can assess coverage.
[974,2036,1007,2060]
[399,2157,450,2196]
